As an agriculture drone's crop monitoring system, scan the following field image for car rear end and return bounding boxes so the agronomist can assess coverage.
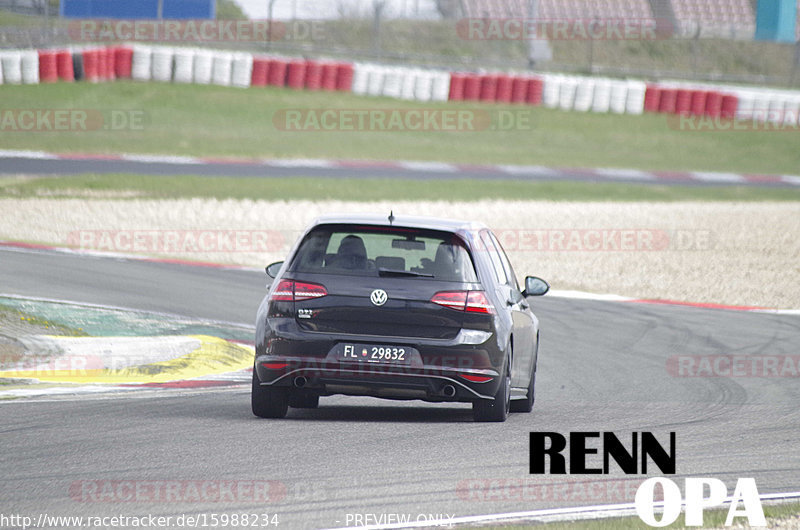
[254,222,505,404]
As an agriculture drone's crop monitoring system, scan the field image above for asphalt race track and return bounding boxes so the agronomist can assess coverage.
[2,154,799,188]
[1,246,799,529]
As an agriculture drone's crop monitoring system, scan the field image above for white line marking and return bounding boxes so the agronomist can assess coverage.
[397,161,457,173]
[324,491,800,530]
[548,289,635,302]
[0,149,59,160]
[692,172,746,183]
[497,165,559,176]
[594,168,655,180]
[263,159,336,168]
[120,154,202,165]
[782,175,800,186]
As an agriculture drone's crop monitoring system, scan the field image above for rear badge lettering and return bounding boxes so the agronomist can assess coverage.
[297,308,314,319]
[370,289,388,306]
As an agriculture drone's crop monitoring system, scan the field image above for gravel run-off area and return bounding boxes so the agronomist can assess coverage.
[2,199,798,309]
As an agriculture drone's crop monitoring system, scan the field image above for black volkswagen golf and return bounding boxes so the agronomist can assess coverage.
[252,214,549,422]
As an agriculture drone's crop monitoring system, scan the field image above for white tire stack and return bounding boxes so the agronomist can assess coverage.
[21,50,39,84]
[131,45,153,82]
[172,48,196,84]
[231,52,253,88]
[1,51,23,84]
[193,49,213,85]
[151,46,174,83]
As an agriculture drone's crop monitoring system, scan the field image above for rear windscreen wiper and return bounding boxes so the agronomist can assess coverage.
[377,268,433,278]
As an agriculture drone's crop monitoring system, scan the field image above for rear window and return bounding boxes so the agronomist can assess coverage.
[290,225,478,282]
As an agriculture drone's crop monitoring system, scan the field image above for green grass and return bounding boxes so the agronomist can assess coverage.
[489,501,800,529]
[1,82,799,175]
[2,174,799,201]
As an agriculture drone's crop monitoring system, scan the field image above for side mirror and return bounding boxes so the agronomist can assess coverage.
[265,261,284,279]
[523,276,550,297]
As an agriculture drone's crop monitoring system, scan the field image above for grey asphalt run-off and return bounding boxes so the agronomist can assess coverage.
[0,246,798,529]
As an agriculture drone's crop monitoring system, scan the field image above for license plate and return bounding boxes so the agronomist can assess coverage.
[337,343,412,364]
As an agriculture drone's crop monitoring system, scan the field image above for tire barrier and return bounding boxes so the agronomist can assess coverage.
[510,77,528,104]
[72,51,84,81]
[114,47,132,79]
[591,78,611,113]
[211,52,233,87]
[320,62,338,91]
[38,50,58,83]
[251,57,269,87]
[231,53,252,89]
[151,46,174,83]
[463,74,480,101]
[57,49,75,81]
[131,45,152,82]
[172,48,195,84]
[9,43,800,125]
[287,59,307,90]
[573,78,594,112]
[625,80,646,115]
[304,60,322,91]
[449,73,466,102]
[192,49,213,85]
[267,58,287,87]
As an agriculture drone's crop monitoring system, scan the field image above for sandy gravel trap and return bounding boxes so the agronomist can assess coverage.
[2,199,798,309]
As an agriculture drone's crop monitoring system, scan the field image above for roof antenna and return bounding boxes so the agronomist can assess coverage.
[388,210,395,225]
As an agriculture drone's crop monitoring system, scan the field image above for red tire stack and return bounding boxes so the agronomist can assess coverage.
[479,75,498,102]
[82,49,99,82]
[304,60,322,90]
[56,50,74,81]
[720,94,738,120]
[448,73,466,101]
[251,57,269,87]
[643,85,661,112]
[510,77,529,104]
[38,50,58,83]
[114,47,133,78]
[320,63,338,91]
[495,74,513,103]
[462,73,481,101]
[526,77,543,105]
[335,62,353,92]
[268,58,288,87]
[658,89,677,113]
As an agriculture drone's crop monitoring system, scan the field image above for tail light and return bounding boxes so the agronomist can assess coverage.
[270,280,327,302]
[431,291,494,314]
[459,373,494,383]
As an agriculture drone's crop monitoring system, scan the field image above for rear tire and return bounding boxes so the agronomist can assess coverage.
[472,359,510,422]
[288,390,320,409]
[510,364,536,413]
[251,369,289,418]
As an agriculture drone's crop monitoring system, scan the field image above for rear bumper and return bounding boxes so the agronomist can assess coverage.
[254,356,500,402]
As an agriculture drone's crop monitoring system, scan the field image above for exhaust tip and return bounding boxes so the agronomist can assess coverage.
[293,376,307,388]
[442,384,456,398]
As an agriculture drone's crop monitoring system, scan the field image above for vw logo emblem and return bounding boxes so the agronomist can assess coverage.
[370,289,388,306]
